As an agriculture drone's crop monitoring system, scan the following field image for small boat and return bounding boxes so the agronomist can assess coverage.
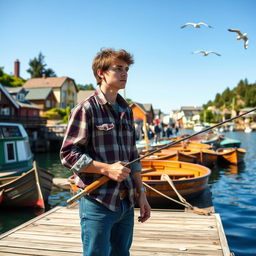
[244,127,252,133]
[218,137,241,148]
[200,133,220,146]
[193,123,205,132]
[161,148,218,167]
[141,160,211,208]
[142,150,197,163]
[0,122,34,177]
[217,148,246,165]
[0,162,53,208]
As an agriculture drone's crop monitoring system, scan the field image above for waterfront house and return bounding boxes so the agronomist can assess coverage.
[23,76,78,109]
[130,102,154,123]
[179,106,203,127]
[25,88,58,115]
[0,84,44,127]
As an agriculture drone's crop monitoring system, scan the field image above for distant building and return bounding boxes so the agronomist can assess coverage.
[0,84,43,126]
[179,106,203,127]
[25,88,58,115]
[130,102,154,123]
[23,76,78,109]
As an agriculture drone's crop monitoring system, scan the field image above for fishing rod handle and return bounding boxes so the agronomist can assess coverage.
[67,176,110,205]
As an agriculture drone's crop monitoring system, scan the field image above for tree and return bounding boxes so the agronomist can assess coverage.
[0,67,24,87]
[200,109,214,123]
[77,83,95,90]
[27,52,56,78]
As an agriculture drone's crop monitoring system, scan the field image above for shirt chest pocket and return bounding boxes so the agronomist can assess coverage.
[96,123,115,131]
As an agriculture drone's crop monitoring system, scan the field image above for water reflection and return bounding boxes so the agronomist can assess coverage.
[34,152,71,178]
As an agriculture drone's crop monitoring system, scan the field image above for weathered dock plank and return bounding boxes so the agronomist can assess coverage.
[0,206,231,255]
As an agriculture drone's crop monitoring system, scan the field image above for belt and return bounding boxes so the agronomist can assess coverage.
[119,190,128,200]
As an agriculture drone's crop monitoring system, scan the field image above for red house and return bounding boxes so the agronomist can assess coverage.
[0,84,44,126]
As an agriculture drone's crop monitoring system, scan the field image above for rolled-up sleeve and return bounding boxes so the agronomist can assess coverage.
[60,104,93,174]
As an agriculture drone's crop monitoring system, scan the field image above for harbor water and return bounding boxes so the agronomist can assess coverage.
[0,131,256,255]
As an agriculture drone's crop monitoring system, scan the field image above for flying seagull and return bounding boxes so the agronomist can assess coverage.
[181,22,213,29]
[228,29,248,49]
[192,50,221,56]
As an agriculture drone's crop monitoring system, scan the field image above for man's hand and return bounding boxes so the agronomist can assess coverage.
[106,161,131,182]
[137,193,151,223]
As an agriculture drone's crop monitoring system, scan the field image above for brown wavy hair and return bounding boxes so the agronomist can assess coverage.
[92,48,134,85]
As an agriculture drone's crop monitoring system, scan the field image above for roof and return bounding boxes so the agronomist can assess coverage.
[132,102,153,114]
[181,106,203,111]
[77,90,95,103]
[25,88,53,100]
[4,86,27,94]
[142,104,153,112]
[0,84,19,109]
[17,101,42,109]
[23,76,78,91]
[154,109,161,115]
[132,102,146,113]
[180,106,202,117]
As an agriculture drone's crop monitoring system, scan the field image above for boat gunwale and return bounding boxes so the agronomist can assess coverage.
[141,160,211,182]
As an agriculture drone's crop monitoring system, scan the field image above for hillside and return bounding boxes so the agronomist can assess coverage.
[203,79,256,110]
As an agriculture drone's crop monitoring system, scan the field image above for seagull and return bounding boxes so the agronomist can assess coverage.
[181,22,213,29]
[228,29,248,49]
[192,50,221,56]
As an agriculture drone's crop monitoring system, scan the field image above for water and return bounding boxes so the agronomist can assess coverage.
[1,131,256,255]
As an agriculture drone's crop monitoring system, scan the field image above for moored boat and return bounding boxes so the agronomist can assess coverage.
[0,122,33,177]
[161,148,218,167]
[217,148,246,165]
[141,150,197,163]
[218,137,241,148]
[140,160,211,208]
[0,162,53,208]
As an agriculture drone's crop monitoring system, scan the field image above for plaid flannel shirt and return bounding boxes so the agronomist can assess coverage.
[60,87,141,211]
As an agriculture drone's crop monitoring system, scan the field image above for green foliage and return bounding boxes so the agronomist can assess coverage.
[45,107,70,123]
[125,98,133,105]
[77,83,95,90]
[0,67,25,87]
[200,109,214,123]
[27,52,56,78]
[204,79,256,110]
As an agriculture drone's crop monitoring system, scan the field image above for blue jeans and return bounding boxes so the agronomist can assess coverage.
[79,195,134,256]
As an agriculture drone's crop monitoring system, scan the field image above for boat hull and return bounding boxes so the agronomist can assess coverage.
[0,164,53,208]
[140,160,211,208]
[217,148,246,165]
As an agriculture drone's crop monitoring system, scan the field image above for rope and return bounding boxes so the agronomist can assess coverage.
[142,174,212,216]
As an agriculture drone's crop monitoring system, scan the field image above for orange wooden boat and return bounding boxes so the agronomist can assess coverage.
[0,162,53,208]
[141,150,197,163]
[161,148,218,167]
[140,160,211,208]
[217,148,246,165]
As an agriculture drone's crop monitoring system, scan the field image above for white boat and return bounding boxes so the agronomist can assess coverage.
[0,122,33,177]
[244,127,252,133]
[193,123,205,132]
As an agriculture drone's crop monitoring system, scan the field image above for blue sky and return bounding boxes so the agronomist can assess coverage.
[1,0,255,113]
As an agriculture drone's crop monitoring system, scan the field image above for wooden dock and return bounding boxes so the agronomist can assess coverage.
[0,206,231,255]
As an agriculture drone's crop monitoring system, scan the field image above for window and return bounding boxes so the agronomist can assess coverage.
[1,126,22,138]
[17,93,25,101]
[0,107,10,115]
[46,100,50,108]
[4,142,16,163]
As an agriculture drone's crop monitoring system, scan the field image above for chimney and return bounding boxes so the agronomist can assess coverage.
[14,59,20,78]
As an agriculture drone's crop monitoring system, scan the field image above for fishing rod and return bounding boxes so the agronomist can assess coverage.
[67,107,256,205]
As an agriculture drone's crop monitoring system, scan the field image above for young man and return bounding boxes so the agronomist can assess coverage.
[60,48,151,256]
